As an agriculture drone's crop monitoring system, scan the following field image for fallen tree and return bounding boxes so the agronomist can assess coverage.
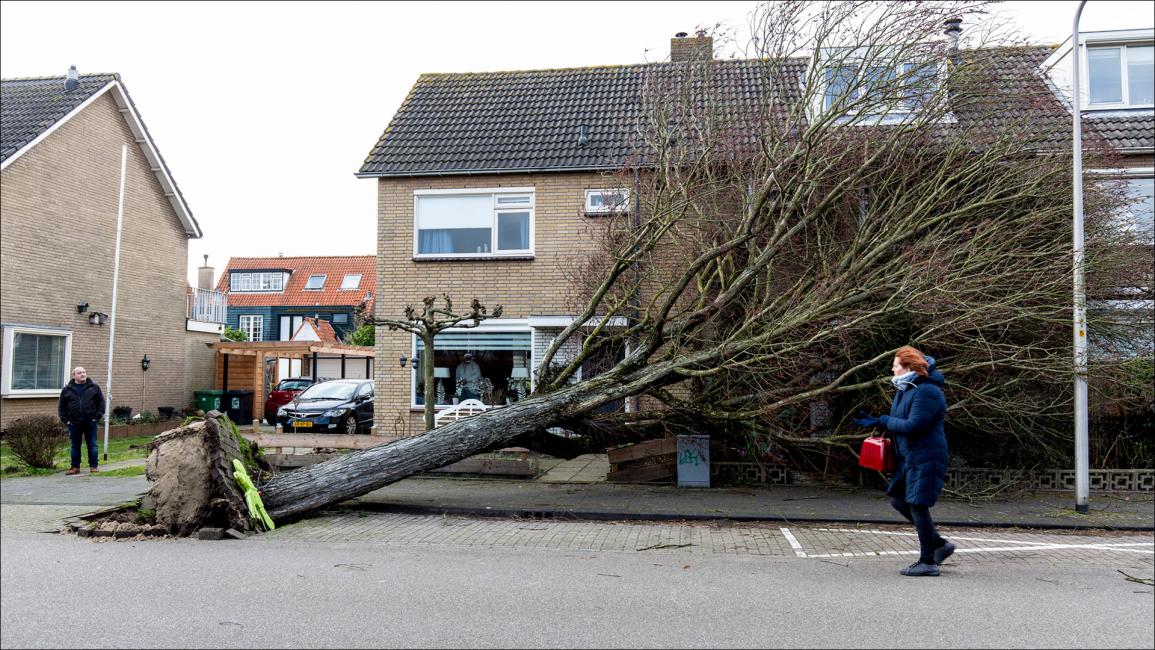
[153,1,1150,527]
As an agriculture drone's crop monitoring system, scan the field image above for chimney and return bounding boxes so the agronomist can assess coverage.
[197,254,215,290]
[64,65,79,92]
[944,18,962,61]
[671,30,714,63]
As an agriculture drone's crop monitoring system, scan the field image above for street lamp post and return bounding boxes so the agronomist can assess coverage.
[1071,0,1090,514]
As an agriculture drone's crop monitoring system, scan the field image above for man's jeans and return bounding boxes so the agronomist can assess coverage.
[67,420,99,469]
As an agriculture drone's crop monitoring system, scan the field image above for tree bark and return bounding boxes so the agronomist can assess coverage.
[260,374,623,521]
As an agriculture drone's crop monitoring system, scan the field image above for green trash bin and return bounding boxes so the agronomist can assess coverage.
[194,390,225,413]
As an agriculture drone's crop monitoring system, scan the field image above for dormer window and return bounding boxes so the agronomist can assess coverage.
[1087,44,1154,107]
[229,271,284,292]
[819,58,940,117]
[304,274,326,290]
[340,274,362,290]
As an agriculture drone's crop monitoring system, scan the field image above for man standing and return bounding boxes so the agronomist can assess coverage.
[58,367,104,475]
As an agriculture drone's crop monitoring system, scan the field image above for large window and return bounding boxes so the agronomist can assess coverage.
[1088,44,1154,107]
[230,272,285,292]
[238,315,263,342]
[1,326,71,396]
[304,275,326,290]
[412,330,532,407]
[1121,177,1155,243]
[414,189,534,257]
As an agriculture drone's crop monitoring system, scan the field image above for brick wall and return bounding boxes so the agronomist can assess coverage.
[1,92,196,430]
[372,171,620,432]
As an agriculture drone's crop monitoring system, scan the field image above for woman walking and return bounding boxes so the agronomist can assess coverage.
[855,346,954,576]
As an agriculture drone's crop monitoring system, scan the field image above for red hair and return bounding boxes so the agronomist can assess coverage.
[895,346,929,377]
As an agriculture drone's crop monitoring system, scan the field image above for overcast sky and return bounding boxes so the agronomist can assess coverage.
[1,1,1151,287]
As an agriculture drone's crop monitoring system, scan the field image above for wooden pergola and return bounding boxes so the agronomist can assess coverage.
[207,341,374,423]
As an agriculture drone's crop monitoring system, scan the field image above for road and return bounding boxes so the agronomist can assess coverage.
[2,506,1152,648]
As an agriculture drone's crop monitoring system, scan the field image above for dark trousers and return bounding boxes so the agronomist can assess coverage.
[68,420,99,469]
[890,496,945,564]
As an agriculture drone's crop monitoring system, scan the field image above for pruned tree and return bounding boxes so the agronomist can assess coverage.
[372,294,503,431]
[154,0,1149,524]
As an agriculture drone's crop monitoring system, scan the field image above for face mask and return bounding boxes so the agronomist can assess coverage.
[891,371,918,390]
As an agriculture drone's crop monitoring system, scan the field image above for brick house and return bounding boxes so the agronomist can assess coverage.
[360,31,1154,436]
[216,255,376,378]
[1,68,222,430]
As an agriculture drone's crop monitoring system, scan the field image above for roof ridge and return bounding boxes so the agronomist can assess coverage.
[416,59,748,78]
[412,44,1057,79]
[1,72,119,82]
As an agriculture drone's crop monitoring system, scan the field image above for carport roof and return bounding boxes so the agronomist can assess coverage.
[208,341,373,357]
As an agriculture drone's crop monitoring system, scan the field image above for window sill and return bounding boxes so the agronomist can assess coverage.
[1,390,61,399]
[413,255,535,263]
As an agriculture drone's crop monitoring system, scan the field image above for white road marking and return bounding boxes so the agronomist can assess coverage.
[779,527,807,557]
[814,527,1154,551]
[803,541,1153,559]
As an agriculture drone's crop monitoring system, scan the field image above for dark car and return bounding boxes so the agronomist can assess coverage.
[278,379,373,434]
[264,377,322,424]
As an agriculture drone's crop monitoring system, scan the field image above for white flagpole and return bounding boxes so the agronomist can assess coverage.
[103,144,128,461]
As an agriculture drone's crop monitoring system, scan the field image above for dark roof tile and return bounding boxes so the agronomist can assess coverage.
[1,73,119,162]
[360,46,1147,177]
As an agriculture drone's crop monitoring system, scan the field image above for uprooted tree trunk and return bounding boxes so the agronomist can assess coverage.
[260,363,672,521]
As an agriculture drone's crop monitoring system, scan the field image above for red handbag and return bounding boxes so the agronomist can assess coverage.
[858,434,894,472]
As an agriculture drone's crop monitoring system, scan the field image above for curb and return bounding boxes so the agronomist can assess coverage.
[344,501,1155,532]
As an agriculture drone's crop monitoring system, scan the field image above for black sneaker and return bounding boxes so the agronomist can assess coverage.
[900,561,940,577]
[934,541,956,565]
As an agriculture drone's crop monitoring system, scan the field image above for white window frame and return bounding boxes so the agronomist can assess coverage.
[1,325,72,397]
[413,187,535,259]
[340,274,362,290]
[584,188,631,216]
[304,274,326,290]
[229,271,285,293]
[238,315,264,342]
[1085,43,1155,110]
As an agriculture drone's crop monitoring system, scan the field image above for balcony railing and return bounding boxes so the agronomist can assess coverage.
[188,287,227,324]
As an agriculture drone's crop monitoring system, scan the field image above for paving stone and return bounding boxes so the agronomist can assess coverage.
[197,527,226,541]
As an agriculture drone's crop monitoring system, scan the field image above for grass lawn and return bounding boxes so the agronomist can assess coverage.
[0,434,153,478]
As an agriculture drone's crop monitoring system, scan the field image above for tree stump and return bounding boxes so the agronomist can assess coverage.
[145,411,263,536]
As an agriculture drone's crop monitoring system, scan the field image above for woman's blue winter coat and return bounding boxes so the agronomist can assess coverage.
[881,360,948,507]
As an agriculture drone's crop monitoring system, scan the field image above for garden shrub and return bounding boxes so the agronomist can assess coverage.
[6,415,67,469]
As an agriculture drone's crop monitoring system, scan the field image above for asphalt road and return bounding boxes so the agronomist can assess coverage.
[2,530,1152,649]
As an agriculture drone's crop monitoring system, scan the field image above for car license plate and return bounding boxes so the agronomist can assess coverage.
[294,420,313,428]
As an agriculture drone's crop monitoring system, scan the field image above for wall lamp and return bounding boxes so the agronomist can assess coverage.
[76,302,90,314]
[88,311,108,326]
[141,354,151,371]
[399,355,414,368]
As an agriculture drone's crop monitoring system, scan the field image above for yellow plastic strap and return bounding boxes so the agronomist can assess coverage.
[232,459,275,531]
